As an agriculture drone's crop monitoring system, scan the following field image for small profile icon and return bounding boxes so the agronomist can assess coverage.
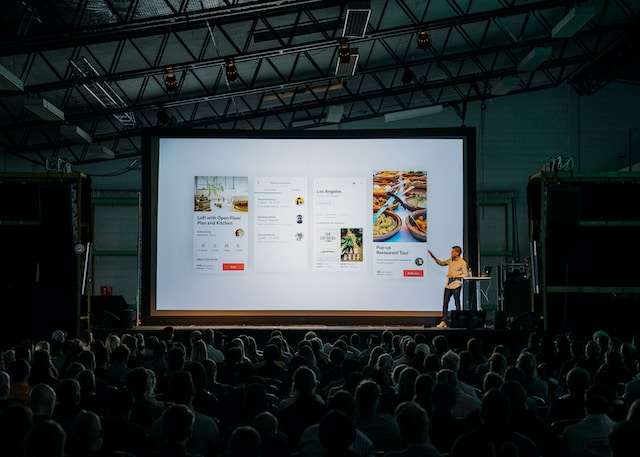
[296,214,303,224]
[295,197,304,205]
[235,228,245,237]
[415,257,424,266]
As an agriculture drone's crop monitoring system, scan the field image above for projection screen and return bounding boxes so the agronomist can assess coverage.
[142,128,477,323]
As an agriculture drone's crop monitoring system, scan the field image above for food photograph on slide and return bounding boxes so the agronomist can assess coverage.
[372,170,427,243]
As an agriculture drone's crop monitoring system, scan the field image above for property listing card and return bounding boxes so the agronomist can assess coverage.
[193,176,249,273]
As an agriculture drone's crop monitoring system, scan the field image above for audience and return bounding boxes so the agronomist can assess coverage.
[450,388,539,457]
[8,358,31,405]
[252,411,289,457]
[429,382,473,454]
[100,388,147,455]
[148,370,220,457]
[386,401,442,457]
[299,389,375,457]
[69,410,104,457]
[144,403,200,457]
[30,382,57,423]
[226,425,262,457]
[353,379,403,452]
[562,383,616,457]
[317,409,358,457]
[278,366,327,452]
[0,404,34,457]
[2,325,640,457]
[25,419,67,457]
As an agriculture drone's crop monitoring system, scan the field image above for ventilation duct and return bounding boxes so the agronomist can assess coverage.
[342,1,371,38]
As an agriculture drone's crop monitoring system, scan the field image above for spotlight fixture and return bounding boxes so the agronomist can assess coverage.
[338,39,351,64]
[226,60,239,82]
[335,50,359,77]
[157,107,173,127]
[417,27,431,50]
[401,69,414,85]
[164,67,177,92]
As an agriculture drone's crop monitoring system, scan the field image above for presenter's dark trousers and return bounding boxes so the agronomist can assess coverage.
[442,287,461,322]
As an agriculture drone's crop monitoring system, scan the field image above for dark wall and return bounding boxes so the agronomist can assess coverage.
[0,175,91,349]
[529,176,640,339]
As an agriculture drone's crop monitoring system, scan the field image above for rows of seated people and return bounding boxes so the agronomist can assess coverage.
[1,326,640,457]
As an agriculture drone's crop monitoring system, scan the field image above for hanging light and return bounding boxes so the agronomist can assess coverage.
[226,59,238,82]
[417,26,431,50]
[401,68,414,85]
[164,67,177,92]
[338,39,351,64]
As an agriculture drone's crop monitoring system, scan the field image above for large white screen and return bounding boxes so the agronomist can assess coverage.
[147,133,473,317]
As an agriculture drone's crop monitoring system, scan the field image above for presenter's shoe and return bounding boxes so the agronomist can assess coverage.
[436,320,448,328]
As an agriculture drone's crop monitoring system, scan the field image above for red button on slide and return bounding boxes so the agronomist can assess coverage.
[222,263,245,271]
[404,270,424,277]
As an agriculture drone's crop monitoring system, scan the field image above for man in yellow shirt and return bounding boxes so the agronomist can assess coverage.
[429,246,467,328]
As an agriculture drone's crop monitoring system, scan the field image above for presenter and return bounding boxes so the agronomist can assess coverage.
[429,246,468,328]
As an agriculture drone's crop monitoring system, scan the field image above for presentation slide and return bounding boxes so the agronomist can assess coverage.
[146,132,473,316]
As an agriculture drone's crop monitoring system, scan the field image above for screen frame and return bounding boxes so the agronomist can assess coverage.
[141,127,477,326]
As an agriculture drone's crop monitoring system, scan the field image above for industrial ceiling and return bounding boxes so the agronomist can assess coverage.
[1,0,638,167]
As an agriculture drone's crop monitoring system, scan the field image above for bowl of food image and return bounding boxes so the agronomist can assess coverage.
[406,209,427,241]
[373,210,402,241]
[403,190,427,212]
[373,194,400,212]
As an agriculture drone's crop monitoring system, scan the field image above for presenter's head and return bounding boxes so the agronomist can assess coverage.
[451,246,462,258]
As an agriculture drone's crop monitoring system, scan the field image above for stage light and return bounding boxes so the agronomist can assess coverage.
[157,107,173,127]
[164,67,177,92]
[226,60,238,82]
[417,27,431,50]
[338,39,351,64]
[401,69,414,85]
[335,50,359,77]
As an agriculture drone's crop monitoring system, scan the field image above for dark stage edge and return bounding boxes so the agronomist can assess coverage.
[92,324,533,356]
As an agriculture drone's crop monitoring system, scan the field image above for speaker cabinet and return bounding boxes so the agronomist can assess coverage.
[503,278,531,317]
[449,310,486,329]
[84,295,133,329]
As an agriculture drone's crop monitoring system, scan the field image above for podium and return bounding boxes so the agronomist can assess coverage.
[465,276,491,310]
